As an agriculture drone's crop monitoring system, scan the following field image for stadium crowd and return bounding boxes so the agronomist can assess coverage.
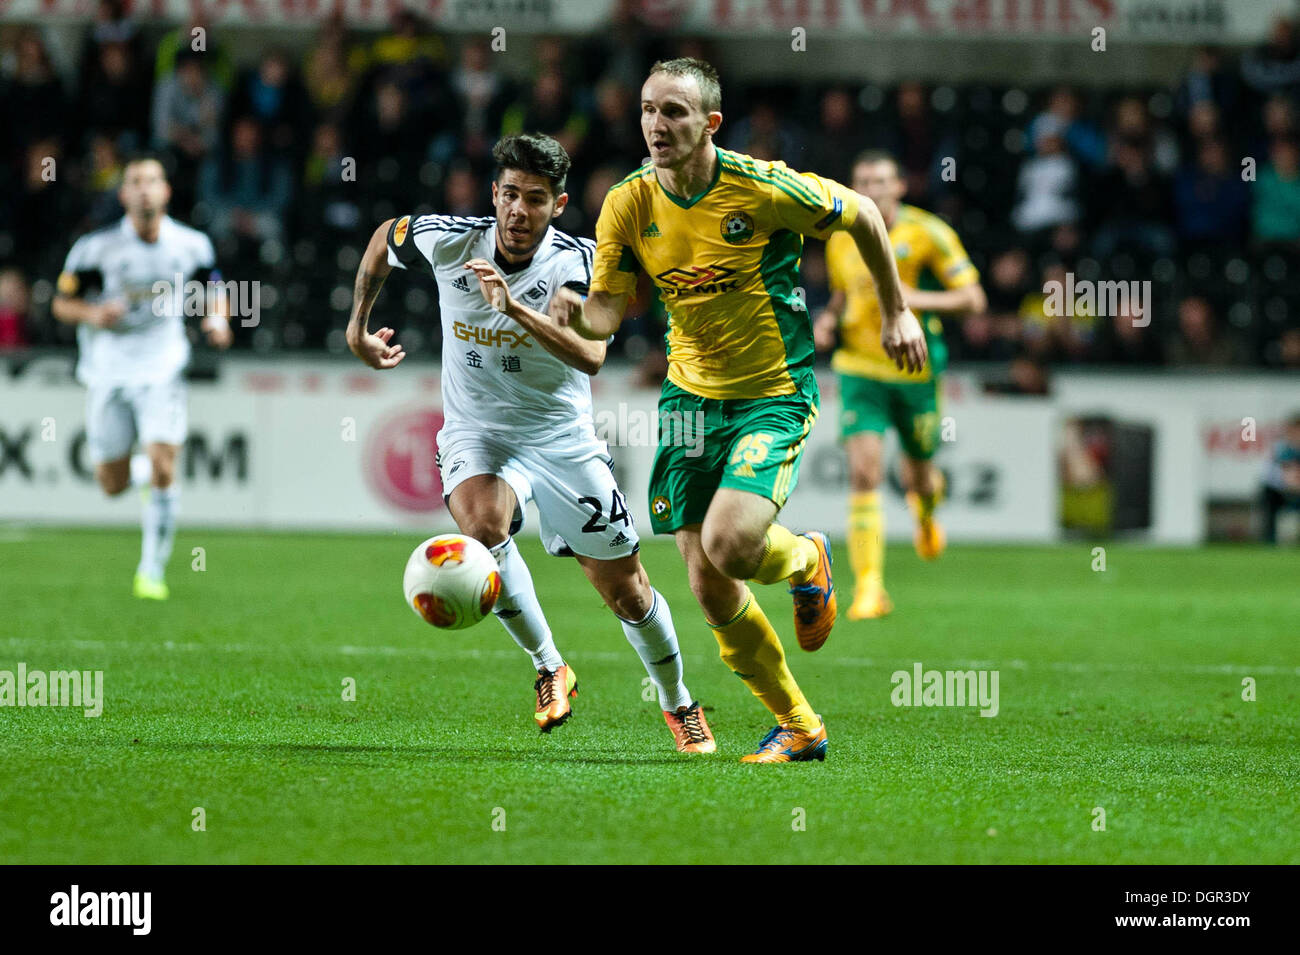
[1,2,1299,374]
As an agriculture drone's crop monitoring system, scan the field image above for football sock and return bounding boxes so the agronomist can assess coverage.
[489,538,563,672]
[710,589,818,731]
[618,588,691,712]
[138,484,178,581]
[129,453,151,489]
[915,469,945,523]
[750,524,820,586]
[849,491,884,591]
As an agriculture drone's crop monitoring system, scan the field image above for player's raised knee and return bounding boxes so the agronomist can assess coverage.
[95,463,131,497]
[700,523,761,580]
[455,513,513,549]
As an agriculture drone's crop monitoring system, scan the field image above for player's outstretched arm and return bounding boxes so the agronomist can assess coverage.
[346,219,405,370]
[51,295,125,329]
[845,198,927,373]
[463,259,606,375]
[902,281,988,318]
[549,288,629,342]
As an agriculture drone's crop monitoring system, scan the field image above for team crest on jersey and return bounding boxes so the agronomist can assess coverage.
[523,279,549,303]
[651,496,672,520]
[720,211,755,245]
[393,215,410,246]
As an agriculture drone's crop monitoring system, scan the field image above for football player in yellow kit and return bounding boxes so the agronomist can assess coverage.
[815,152,987,619]
[550,59,926,762]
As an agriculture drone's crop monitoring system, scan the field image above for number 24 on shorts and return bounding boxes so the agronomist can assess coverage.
[579,489,632,533]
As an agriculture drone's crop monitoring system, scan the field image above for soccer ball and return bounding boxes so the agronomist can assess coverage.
[403,534,502,629]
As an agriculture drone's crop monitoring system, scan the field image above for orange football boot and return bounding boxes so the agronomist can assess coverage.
[789,531,837,651]
[739,718,828,763]
[533,665,577,732]
[663,701,717,753]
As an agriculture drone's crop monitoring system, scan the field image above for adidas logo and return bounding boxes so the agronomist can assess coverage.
[641,222,662,238]
[452,275,471,292]
[610,531,630,547]
[732,463,756,478]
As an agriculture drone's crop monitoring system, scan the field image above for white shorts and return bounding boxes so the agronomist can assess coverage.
[85,379,188,465]
[436,428,639,560]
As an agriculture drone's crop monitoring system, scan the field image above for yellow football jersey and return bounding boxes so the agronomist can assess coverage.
[591,147,860,400]
[826,203,979,383]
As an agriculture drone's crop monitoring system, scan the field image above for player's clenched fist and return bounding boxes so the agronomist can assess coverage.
[463,258,513,313]
[548,286,583,327]
[881,307,928,373]
[348,326,406,370]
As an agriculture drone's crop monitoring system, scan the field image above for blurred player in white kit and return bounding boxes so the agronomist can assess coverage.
[52,155,231,600]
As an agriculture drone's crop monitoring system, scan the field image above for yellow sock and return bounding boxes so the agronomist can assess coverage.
[751,524,819,586]
[849,491,884,591]
[710,590,818,730]
[915,469,945,522]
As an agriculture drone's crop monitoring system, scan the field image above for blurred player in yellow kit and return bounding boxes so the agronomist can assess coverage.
[551,60,926,761]
[815,152,987,619]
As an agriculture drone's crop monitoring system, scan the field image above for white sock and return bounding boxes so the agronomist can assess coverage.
[620,589,691,712]
[129,453,151,489]
[139,484,179,581]
[489,538,563,672]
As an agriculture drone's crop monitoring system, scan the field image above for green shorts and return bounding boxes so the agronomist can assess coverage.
[647,370,820,534]
[838,372,942,460]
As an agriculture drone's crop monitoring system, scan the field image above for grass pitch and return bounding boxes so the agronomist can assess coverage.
[2,528,1296,864]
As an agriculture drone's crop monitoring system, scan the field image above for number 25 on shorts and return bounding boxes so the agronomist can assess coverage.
[730,432,774,466]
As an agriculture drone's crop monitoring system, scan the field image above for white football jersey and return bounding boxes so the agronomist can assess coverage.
[386,214,596,441]
[59,215,217,386]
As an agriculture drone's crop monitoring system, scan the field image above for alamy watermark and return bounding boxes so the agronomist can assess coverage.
[891,662,999,717]
[0,663,103,717]
[595,405,706,458]
[152,273,261,327]
[1044,273,1151,327]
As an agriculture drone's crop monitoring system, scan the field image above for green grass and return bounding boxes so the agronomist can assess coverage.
[1,528,1297,864]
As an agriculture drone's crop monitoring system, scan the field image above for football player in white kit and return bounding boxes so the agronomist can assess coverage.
[52,155,232,600]
[346,134,716,753]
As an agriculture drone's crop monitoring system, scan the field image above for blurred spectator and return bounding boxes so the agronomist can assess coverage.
[154,15,235,91]
[352,78,428,195]
[962,248,1034,361]
[303,17,360,120]
[443,163,484,217]
[226,49,311,160]
[198,116,293,245]
[1174,137,1250,249]
[801,87,870,182]
[452,40,512,167]
[725,100,801,163]
[500,68,588,164]
[1089,140,1176,261]
[580,77,644,176]
[565,164,624,238]
[1273,327,1300,368]
[6,30,68,152]
[1012,117,1081,238]
[1260,414,1300,543]
[1092,301,1165,365]
[299,122,361,235]
[893,81,956,203]
[1028,86,1107,170]
[1167,295,1245,365]
[152,48,226,213]
[84,134,126,227]
[1251,136,1300,245]
[985,353,1050,396]
[1176,46,1242,135]
[0,267,30,351]
[79,40,151,153]
[1110,95,1179,174]
[1240,16,1300,98]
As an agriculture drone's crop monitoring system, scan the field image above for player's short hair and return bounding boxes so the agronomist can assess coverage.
[648,58,722,115]
[492,133,570,197]
[121,152,171,180]
[852,149,901,176]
